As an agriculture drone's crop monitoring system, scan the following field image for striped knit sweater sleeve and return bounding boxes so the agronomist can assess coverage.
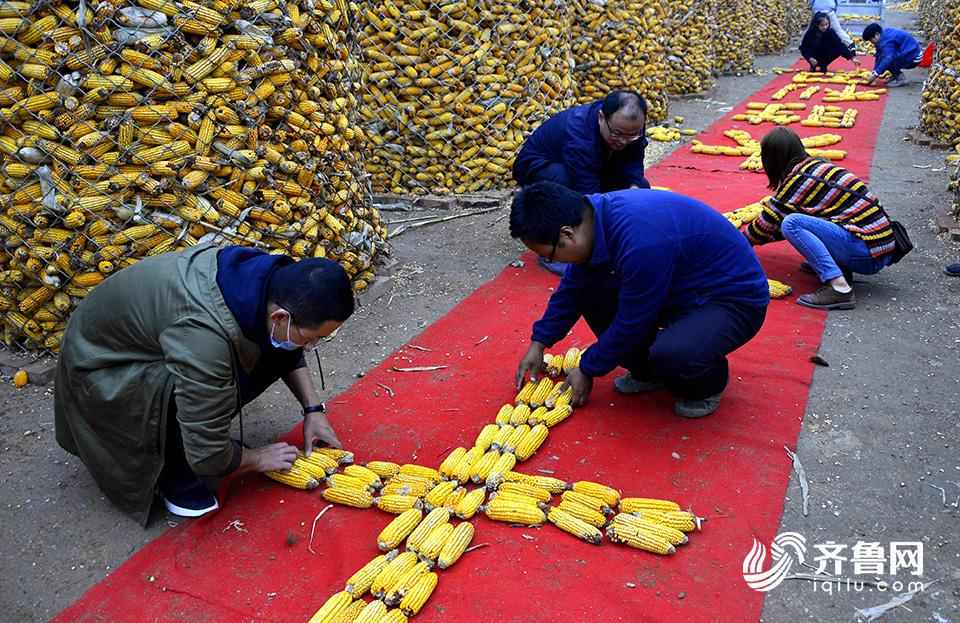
[745,158,896,259]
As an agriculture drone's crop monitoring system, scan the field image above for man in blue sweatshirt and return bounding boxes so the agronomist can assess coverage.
[863,23,922,87]
[511,183,769,418]
[513,91,651,275]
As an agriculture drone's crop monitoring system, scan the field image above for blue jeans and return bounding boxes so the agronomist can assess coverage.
[580,288,767,400]
[781,213,891,282]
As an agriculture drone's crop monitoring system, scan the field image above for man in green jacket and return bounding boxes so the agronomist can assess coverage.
[55,244,354,524]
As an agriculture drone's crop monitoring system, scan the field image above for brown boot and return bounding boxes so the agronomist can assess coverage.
[797,286,856,310]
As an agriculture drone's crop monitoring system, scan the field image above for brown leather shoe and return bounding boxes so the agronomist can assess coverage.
[797,286,856,310]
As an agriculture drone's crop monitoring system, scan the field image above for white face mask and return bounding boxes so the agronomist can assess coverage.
[270,314,300,351]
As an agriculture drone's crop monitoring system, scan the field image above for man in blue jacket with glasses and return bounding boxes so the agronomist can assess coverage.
[511,183,769,419]
[513,91,651,275]
[863,23,922,87]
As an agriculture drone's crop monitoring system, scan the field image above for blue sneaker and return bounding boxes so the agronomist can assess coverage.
[944,263,960,277]
[537,256,568,276]
[161,478,219,518]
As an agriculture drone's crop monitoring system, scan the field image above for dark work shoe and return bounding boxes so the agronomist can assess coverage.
[613,373,664,394]
[537,256,568,276]
[944,263,960,277]
[675,393,722,418]
[797,286,856,310]
[161,478,219,518]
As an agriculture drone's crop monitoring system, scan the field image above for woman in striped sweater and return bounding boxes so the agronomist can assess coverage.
[745,128,896,310]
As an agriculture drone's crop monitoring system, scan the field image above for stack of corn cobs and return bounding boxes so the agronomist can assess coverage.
[571,0,669,122]
[357,0,576,195]
[665,0,714,96]
[710,0,755,74]
[752,0,789,55]
[270,346,702,623]
[0,0,388,353]
[920,0,960,145]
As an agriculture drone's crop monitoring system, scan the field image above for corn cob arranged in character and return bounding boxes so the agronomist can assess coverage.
[378,508,423,551]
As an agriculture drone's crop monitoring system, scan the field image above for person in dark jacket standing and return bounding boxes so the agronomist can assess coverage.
[800,12,860,72]
[511,183,769,419]
[55,245,354,523]
[745,128,897,310]
[863,23,922,87]
[513,91,651,275]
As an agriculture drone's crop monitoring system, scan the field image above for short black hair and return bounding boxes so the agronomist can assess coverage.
[509,182,589,245]
[862,23,882,41]
[268,258,354,328]
[601,90,647,121]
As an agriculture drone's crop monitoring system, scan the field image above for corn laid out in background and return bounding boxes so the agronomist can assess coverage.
[822,84,888,103]
[920,0,960,146]
[722,198,767,229]
[357,0,575,195]
[571,0,669,122]
[792,70,875,86]
[802,106,858,128]
[692,130,847,172]
[733,102,806,126]
[0,0,388,353]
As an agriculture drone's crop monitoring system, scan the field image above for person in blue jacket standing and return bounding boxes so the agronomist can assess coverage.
[513,91,651,275]
[511,182,769,419]
[863,23,922,87]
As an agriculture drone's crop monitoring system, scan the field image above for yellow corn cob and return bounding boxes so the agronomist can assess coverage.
[290,456,328,480]
[366,461,400,480]
[437,521,474,570]
[405,507,450,552]
[315,448,354,464]
[469,449,500,484]
[380,609,408,623]
[371,551,418,598]
[399,572,438,617]
[612,513,688,545]
[619,497,681,513]
[184,46,231,83]
[548,507,603,545]
[326,473,373,492]
[527,406,549,426]
[561,490,612,515]
[543,382,570,408]
[571,481,620,508]
[491,490,546,510]
[502,425,529,454]
[542,406,573,429]
[381,480,431,498]
[528,377,555,408]
[63,210,85,229]
[344,464,382,489]
[384,561,430,606]
[508,404,531,426]
[344,553,393,598]
[399,464,440,483]
[606,523,675,555]
[483,497,546,525]
[416,522,454,562]
[300,452,339,475]
[452,447,484,484]
[19,286,55,315]
[375,494,419,515]
[378,508,423,551]
[322,486,374,508]
[557,499,608,528]
[474,424,499,452]
[561,347,581,372]
[424,480,457,510]
[498,481,552,504]
[545,353,564,377]
[514,380,537,404]
[438,447,467,478]
[484,452,517,489]
[659,510,699,532]
[264,466,319,490]
[352,599,387,623]
[71,272,105,288]
[490,424,514,451]
[454,487,486,519]
[307,591,353,623]
[552,387,573,410]
[514,424,548,461]
[494,403,514,425]
[110,225,159,245]
[504,471,568,494]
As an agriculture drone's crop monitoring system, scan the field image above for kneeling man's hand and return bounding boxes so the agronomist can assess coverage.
[566,367,593,407]
[304,412,342,455]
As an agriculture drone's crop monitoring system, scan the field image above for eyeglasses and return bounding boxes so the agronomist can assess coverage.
[289,317,322,351]
[604,117,644,142]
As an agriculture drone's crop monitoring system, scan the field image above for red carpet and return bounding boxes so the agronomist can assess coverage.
[53,59,887,623]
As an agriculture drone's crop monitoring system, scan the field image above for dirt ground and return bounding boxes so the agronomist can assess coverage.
[1,10,959,622]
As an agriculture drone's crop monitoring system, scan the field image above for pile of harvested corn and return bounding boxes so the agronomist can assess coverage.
[571,0,669,122]
[753,0,790,55]
[710,0,755,74]
[0,0,388,353]
[357,0,575,195]
[665,0,714,95]
[920,0,960,145]
[920,0,946,39]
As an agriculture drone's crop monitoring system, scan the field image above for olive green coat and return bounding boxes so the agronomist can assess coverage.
[55,245,267,525]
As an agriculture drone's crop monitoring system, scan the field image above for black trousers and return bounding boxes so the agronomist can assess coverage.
[580,287,767,400]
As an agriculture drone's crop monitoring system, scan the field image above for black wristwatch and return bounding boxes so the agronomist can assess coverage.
[303,403,326,417]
